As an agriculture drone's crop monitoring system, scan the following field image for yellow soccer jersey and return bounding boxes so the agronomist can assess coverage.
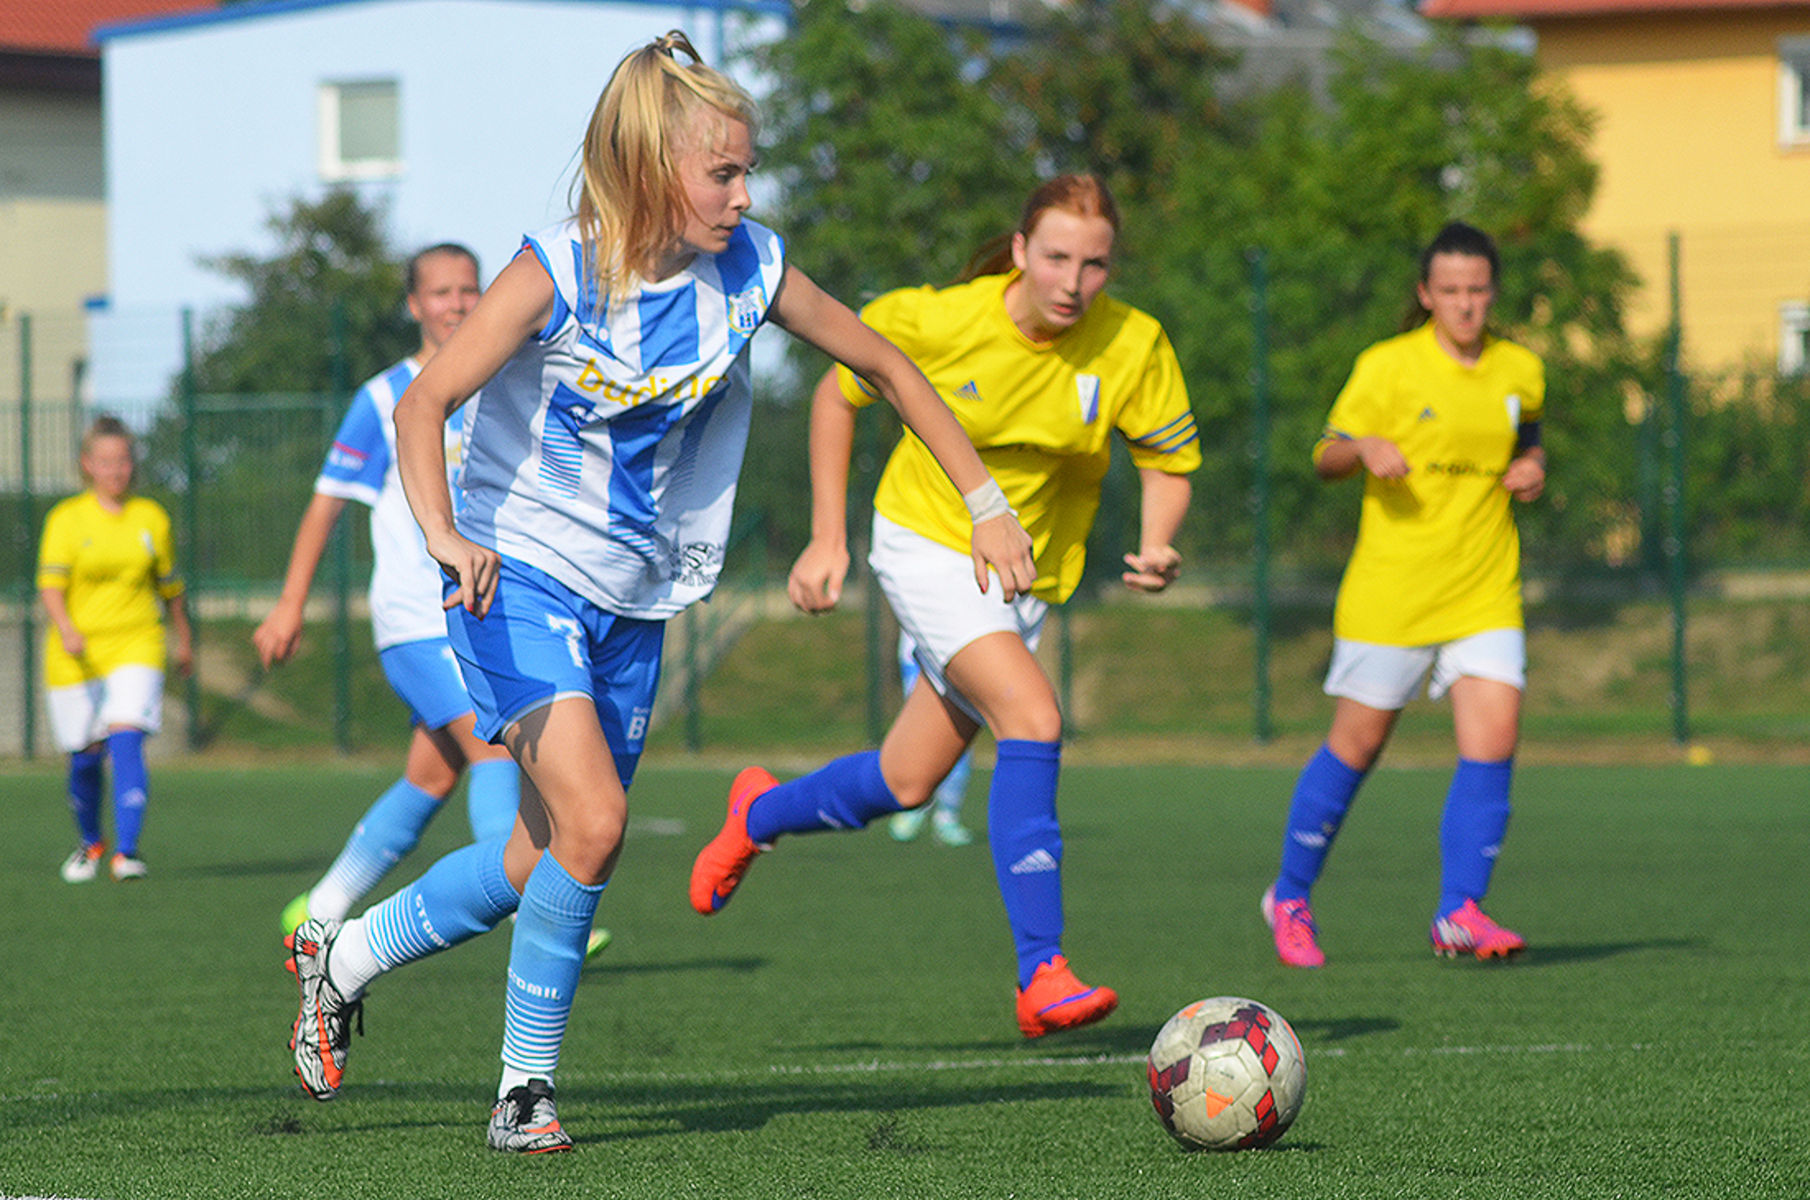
[839,272,1200,603]
[38,491,184,684]
[1317,322,1545,646]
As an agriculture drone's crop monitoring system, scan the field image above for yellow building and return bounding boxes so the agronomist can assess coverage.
[1425,0,1810,373]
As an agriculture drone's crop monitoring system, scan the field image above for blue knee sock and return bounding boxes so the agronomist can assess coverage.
[1273,744,1366,904]
[744,750,902,844]
[1438,757,1513,916]
[987,739,1065,988]
[316,778,443,911]
[501,854,603,1079]
[106,729,149,857]
[68,748,105,846]
[363,838,519,971]
[466,759,520,844]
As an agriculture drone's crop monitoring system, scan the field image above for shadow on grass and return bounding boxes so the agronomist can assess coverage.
[3,1074,1125,1145]
[1287,1014,1400,1043]
[164,856,328,880]
[582,955,768,978]
[1519,938,1702,966]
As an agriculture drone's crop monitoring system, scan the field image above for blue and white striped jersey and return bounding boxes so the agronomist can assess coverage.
[458,217,786,618]
[316,358,467,649]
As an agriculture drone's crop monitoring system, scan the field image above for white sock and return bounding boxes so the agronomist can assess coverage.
[498,1065,546,1099]
[309,877,356,922]
[325,916,382,1000]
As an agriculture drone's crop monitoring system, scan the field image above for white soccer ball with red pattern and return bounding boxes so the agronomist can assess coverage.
[1146,996,1306,1151]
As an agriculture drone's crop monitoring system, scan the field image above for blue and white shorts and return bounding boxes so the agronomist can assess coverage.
[378,637,474,731]
[868,512,1049,725]
[1324,628,1526,711]
[446,556,663,788]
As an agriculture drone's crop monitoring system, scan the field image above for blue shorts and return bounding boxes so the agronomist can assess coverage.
[446,556,664,788]
[378,637,474,730]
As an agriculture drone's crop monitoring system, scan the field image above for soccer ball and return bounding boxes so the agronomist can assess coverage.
[1146,996,1306,1151]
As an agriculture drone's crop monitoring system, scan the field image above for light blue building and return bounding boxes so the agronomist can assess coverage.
[89,0,788,412]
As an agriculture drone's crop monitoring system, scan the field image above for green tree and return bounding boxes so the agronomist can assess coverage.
[753,2,1039,306]
[742,1,1042,561]
[187,188,413,394]
[141,190,411,585]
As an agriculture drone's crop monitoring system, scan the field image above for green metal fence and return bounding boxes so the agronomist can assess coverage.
[5,235,1807,760]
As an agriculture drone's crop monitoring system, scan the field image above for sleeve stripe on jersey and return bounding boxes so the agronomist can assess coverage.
[1129,412,1199,453]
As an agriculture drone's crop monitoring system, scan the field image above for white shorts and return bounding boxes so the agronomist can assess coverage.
[1323,628,1525,711]
[47,663,165,752]
[869,512,1049,725]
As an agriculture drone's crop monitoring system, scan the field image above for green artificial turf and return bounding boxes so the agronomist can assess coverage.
[1,760,1805,1198]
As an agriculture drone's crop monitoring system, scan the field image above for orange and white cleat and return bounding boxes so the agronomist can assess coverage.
[688,766,776,915]
[1015,955,1119,1039]
[59,842,106,884]
[487,1079,572,1154]
[287,919,362,1099]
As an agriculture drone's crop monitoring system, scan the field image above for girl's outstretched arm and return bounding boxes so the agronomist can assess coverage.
[768,263,1035,600]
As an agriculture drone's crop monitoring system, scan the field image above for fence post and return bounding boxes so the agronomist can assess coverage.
[1663,231,1689,744]
[19,314,37,759]
[1247,248,1273,744]
[861,410,885,744]
[329,303,352,754]
[180,309,201,749]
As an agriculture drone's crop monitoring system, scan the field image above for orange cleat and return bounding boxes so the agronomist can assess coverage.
[1015,955,1119,1038]
[689,766,776,915]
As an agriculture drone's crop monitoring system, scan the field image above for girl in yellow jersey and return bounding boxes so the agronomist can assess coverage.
[1262,222,1545,968]
[38,416,192,882]
[690,176,1200,1038]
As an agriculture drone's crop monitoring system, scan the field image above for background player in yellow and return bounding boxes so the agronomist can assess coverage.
[38,415,192,883]
[690,174,1200,1038]
[1262,221,1546,968]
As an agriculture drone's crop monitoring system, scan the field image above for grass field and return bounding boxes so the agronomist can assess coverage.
[2,758,1806,1199]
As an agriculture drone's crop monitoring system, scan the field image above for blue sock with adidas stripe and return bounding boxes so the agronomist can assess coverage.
[744,750,902,843]
[987,739,1064,988]
[106,729,149,858]
[1273,744,1366,904]
[1438,757,1513,916]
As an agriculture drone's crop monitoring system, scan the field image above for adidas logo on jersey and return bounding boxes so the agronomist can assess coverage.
[955,380,982,402]
[1418,407,1437,422]
[1009,849,1059,875]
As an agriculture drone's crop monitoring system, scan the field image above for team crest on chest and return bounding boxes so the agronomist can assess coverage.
[726,287,764,337]
[1075,375,1101,424]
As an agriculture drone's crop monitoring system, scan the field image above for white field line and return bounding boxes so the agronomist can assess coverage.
[493,1040,1660,1089]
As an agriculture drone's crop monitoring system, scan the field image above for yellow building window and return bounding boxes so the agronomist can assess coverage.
[1778,38,1810,147]
[1780,303,1810,375]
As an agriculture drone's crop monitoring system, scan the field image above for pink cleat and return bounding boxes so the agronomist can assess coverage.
[1262,884,1325,968]
[1430,899,1525,961]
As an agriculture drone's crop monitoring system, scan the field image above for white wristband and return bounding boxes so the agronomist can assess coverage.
[962,478,1013,525]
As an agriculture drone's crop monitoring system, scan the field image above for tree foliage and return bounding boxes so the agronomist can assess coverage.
[143,190,411,584]
[186,189,414,394]
[750,1,1652,581]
